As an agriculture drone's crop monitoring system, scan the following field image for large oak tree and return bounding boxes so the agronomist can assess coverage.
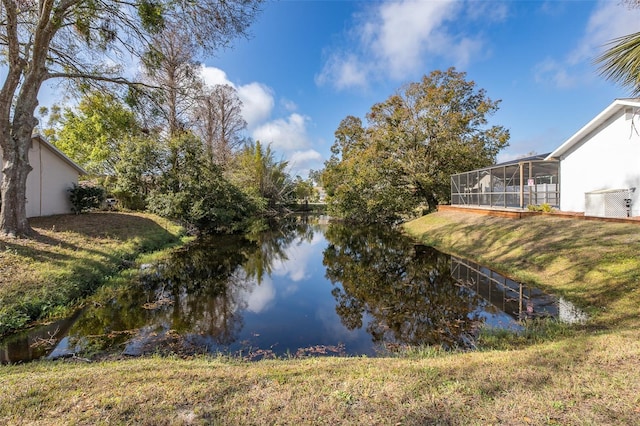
[0,0,262,237]
[323,68,509,224]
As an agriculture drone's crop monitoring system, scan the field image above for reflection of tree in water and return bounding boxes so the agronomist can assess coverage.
[68,234,253,351]
[323,223,482,349]
[243,216,317,283]
[151,234,253,345]
[69,217,319,355]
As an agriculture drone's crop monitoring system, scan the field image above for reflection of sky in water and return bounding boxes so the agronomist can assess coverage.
[1,220,588,363]
[272,233,325,282]
[239,233,325,314]
[242,276,276,314]
[314,302,374,354]
[475,309,523,332]
[235,232,355,354]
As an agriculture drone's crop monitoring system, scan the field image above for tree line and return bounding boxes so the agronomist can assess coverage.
[322,68,509,224]
[0,0,266,237]
[40,85,312,233]
[0,0,637,236]
[48,67,510,231]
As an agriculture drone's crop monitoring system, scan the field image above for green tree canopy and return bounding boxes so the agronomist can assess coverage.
[43,90,161,210]
[292,176,316,203]
[110,136,161,210]
[596,31,640,95]
[230,140,294,212]
[51,91,141,175]
[147,133,256,233]
[323,68,509,224]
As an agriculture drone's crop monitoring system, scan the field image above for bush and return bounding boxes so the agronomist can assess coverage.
[68,183,106,214]
[527,203,554,213]
[146,134,259,233]
[147,171,257,234]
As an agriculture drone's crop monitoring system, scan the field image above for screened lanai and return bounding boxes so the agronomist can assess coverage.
[450,154,559,209]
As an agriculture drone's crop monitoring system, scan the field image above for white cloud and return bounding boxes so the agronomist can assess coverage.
[199,65,275,130]
[534,1,640,89]
[317,0,496,90]
[316,52,369,90]
[237,82,275,129]
[467,0,509,22]
[289,149,323,166]
[281,98,298,112]
[539,0,568,17]
[252,113,312,151]
[251,114,324,177]
[242,277,276,314]
[369,0,462,78]
[570,0,640,65]
[200,66,232,86]
[534,58,576,89]
[448,37,484,69]
[198,66,322,172]
[288,149,324,177]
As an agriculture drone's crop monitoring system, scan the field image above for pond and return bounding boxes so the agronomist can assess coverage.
[0,216,586,363]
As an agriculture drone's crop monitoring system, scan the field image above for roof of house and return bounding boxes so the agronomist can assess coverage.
[451,152,554,177]
[495,152,552,167]
[545,98,640,160]
[32,134,88,175]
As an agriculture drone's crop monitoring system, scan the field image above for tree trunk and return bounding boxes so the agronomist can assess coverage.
[0,138,33,237]
[0,66,44,237]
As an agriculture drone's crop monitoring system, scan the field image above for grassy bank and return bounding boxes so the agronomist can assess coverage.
[403,211,640,331]
[1,332,639,425]
[0,212,185,336]
[1,210,639,425]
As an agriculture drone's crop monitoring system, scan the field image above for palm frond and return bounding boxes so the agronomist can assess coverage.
[595,31,640,95]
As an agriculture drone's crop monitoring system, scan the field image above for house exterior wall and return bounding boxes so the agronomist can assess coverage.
[559,108,640,216]
[26,142,41,218]
[3,137,81,218]
[26,138,79,217]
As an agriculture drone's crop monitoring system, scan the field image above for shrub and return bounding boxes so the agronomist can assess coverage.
[527,203,554,213]
[68,183,106,214]
[146,134,257,233]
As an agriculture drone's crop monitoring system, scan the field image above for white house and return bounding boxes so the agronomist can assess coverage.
[1,134,87,218]
[450,98,640,218]
[545,98,640,218]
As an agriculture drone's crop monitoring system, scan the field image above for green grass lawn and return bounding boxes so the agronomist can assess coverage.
[1,210,639,425]
[0,212,185,336]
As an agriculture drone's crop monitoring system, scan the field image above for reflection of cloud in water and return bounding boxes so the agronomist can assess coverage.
[558,297,587,324]
[122,324,169,356]
[315,301,361,343]
[273,234,324,283]
[284,283,299,297]
[242,276,276,314]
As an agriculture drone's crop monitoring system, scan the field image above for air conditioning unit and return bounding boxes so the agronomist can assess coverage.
[585,188,634,218]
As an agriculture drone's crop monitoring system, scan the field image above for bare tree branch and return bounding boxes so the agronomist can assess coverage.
[0,0,264,236]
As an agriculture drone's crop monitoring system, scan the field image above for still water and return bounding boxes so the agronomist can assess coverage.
[0,216,585,363]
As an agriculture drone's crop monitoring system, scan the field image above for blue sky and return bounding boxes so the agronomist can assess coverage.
[37,0,640,177]
[195,0,640,177]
